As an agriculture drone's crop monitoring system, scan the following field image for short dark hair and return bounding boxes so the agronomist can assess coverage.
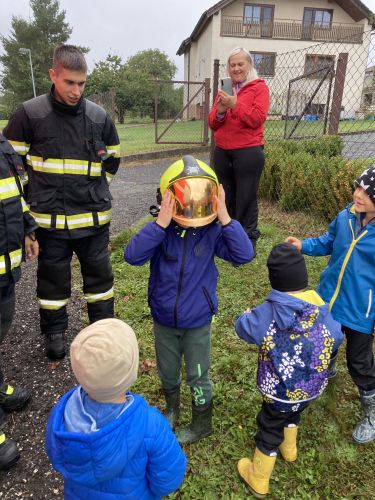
[52,45,87,73]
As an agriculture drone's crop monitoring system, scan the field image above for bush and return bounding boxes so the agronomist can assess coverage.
[300,135,343,158]
[261,136,373,221]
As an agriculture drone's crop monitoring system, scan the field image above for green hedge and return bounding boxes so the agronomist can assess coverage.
[260,136,374,221]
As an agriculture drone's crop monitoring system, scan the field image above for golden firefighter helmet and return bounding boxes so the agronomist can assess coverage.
[160,155,219,227]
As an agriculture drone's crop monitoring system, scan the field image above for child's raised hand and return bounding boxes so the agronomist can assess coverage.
[285,236,302,250]
[216,184,231,226]
[156,189,174,228]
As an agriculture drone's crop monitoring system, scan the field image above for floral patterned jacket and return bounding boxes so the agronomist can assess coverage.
[236,289,343,411]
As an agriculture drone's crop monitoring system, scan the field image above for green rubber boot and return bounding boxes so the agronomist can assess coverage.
[163,387,180,429]
[175,401,213,444]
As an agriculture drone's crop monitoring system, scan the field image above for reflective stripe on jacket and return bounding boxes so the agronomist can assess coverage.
[0,134,38,281]
[3,91,120,235]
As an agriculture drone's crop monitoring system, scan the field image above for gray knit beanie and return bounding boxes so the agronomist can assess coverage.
[70,318,139,402]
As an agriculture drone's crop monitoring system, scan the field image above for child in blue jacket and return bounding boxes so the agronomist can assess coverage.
[287,166,375,445]
[124,155,253,444]
[45,318,186,500]
[236,243,343,498]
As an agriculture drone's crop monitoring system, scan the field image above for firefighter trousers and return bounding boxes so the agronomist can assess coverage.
[36,227,114,335]
[0,284,15,387]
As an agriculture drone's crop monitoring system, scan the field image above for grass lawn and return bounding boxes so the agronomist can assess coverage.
[109,200,375,499]
[2,117,375,155]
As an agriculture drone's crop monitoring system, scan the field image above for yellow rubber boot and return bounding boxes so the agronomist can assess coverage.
[279,426,298,462]
[237,448,276,498]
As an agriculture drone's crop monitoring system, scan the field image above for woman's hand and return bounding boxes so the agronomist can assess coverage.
[216,184,231,226]
[156,189,174,228]
[218,89,237,109]
[217,89,237,113]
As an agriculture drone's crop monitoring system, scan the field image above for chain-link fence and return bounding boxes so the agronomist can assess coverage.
[153,79,210,146]
[87,89,117,123]
[215,29,375,160]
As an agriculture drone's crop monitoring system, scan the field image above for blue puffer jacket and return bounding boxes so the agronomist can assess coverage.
[45,389,186,499]
[236,290,343,411]
[302,204,375,334]
[124,220,253,329]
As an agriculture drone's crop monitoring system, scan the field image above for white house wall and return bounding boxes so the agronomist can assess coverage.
[182,1,372,117]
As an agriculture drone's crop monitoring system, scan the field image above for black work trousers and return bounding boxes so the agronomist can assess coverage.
[36,227,114,335]
[343,326,375,392]
[0,284,15,388]
[213,145,264,242]
[255,401,308,456]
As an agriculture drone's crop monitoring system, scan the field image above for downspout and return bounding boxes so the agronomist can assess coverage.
[187,46,191,120]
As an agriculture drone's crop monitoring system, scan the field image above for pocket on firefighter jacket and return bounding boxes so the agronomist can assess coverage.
[89,178,113,203]
[28,188,57,210]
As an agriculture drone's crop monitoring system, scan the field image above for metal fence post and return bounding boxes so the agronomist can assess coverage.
[203,78,211,145]
[210,59,220,166]
[328,52,348,135]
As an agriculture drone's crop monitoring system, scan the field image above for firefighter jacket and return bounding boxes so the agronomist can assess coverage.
[0,134,38,285]
[3,87,121,238]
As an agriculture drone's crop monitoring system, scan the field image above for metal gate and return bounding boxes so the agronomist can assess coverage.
[284,61,335,140]
[154,79,210,145]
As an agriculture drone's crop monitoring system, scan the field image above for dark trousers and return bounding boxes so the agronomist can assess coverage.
[255,401,308,456]
[37,227,114,335]
[343,326,375,392]
[153,321,212,408]
[213,145,264,241]
[0,284,16,388]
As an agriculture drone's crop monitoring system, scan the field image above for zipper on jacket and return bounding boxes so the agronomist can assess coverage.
[366,289,372,318]
[174,232,187,328]
[202,286,215,314]
[329,219,367,311]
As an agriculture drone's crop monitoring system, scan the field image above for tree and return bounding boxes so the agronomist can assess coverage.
[124,49,177,120]
[86,49,179,123]
[85,55,129,124]
[0,0,73,113]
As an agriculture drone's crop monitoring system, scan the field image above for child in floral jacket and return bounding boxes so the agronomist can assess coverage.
[235,243,343,498]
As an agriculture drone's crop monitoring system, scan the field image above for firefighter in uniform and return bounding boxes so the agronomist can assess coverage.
[0,134,38,470]
[3,45,121,360]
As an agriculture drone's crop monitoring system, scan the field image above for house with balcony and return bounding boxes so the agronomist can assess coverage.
[177,0,373,122]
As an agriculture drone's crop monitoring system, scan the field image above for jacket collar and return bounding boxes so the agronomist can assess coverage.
[49,85,84,115]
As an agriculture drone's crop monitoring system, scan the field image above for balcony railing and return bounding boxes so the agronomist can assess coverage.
[221,16,364,44]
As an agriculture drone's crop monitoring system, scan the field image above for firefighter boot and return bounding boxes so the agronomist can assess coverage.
[175,401,212,444]
[352,388,375,444]
[0,384,31,412]
[279,425,298,462]
[163,387,180,429]
[45,331,66,360]
[237,448,277,498]
[0,433,20,471]
[0,408,19,471]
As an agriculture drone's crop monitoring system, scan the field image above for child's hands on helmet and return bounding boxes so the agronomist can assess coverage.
[216,184,231,226]
[156,189,174,228]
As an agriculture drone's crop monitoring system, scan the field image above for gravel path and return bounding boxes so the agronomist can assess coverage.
[0,155,209,498]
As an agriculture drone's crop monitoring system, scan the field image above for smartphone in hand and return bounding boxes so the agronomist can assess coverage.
[220,78,233,96]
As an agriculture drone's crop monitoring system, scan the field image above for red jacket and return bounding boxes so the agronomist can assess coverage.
[208,78,269,150]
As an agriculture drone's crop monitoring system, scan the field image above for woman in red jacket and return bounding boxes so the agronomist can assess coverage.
[208,47,270,253]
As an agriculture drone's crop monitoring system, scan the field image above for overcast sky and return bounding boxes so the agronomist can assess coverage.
[0,0,214,79]
[0,0,375,79]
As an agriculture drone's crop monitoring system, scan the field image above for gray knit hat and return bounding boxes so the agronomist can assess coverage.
[70,318,139,402]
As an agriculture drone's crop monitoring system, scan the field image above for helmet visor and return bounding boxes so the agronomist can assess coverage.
[169,177,218,227]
